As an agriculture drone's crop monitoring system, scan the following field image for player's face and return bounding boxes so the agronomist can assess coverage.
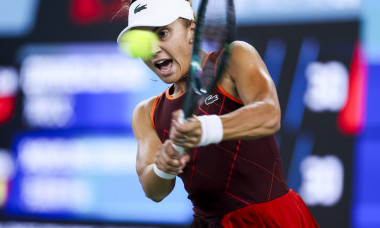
[143,19,195,84]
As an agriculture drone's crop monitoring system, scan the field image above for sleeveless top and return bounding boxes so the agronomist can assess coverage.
[151,51,289,219]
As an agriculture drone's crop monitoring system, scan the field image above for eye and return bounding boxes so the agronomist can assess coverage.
[157,30,168,39]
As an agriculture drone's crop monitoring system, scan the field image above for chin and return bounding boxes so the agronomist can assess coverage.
[156,75,176,84]
[156,72,182,84]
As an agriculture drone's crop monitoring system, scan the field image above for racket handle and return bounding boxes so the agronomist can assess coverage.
[177,110,186,124]
[172,111,187,155]
[172,143,185,155]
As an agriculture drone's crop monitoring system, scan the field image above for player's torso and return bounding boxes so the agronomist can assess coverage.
[152,82,289,218]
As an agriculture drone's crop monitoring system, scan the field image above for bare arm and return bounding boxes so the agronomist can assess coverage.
[219,41,281,140]
[133,97,185,202]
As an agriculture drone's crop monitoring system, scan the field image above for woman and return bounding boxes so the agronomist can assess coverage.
[117,0,319,227]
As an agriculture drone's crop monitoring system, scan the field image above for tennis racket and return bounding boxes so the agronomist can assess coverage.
[173,0,236,154]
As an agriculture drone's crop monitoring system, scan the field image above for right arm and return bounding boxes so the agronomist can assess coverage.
[132,97,185,202]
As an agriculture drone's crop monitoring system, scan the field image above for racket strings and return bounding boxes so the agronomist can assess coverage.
[183,0,235,118]
[194,0,230,94]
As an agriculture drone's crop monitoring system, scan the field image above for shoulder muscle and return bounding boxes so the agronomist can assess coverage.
[132,96,157,138]
[226,41,277,105]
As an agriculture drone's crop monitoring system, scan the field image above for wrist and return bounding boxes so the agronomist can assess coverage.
[153,163,176,179]
[196,115,223,147]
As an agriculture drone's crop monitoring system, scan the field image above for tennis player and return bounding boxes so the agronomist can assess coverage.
[117,0,319,227]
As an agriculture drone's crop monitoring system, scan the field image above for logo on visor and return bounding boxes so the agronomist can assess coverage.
[134,4,147,14]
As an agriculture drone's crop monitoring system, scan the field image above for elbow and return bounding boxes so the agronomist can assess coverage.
[147,195,165,203]
[145,192,165,202]
[266,107,281,135]
[143,183,168,202]
[138,166,173,203]
[273,118,281,133]
[265,118,280,136]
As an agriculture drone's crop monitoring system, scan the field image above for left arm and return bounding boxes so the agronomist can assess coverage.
[219,40,281,140]
[170,41,280,147]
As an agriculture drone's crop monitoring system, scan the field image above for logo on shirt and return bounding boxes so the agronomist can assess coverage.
[205,95,218,105]
[134,4,147,14]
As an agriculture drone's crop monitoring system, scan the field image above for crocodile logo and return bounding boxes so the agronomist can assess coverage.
[205,95,219,105]
[134,4,147,14]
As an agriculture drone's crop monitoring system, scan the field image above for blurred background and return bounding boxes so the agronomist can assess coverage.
[0,0,379,227]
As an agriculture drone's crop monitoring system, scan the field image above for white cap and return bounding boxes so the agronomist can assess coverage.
[117,0,194,42]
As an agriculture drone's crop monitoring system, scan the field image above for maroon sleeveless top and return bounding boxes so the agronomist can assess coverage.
[151,51,289,219]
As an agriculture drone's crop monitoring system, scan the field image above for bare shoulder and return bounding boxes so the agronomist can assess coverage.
[229,41,262,65]
[221,40,275,104]
[218,41,262,101]
[132,96,158,132]
[224,40,267,81]
[230,40,255,51]
[133,96,157,116]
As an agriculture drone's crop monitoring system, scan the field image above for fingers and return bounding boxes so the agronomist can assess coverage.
[170,116,202,148]
[155,140,186,175]
[179,153,190,170]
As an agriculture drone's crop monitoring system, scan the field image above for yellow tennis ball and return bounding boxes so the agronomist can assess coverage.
[118,30,159,60]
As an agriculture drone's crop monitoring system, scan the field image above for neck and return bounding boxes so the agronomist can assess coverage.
[172,77,188,98]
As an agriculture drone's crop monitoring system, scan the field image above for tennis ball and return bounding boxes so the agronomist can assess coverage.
[118,30,159,60]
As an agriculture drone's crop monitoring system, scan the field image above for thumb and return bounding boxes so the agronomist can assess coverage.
[179,153,190,167]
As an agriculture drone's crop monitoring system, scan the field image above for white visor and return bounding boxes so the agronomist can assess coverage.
[117,0,194,42]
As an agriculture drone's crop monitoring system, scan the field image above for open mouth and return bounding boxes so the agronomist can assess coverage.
[154,59,174,73]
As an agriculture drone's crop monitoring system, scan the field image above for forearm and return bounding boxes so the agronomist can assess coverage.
[139,164,176,202]
[220,101,280,141]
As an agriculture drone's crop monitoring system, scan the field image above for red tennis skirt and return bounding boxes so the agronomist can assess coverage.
[221,190,319,227]
[191,190,319,228]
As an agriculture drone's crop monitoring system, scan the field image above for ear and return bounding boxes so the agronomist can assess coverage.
[188,20,196,40]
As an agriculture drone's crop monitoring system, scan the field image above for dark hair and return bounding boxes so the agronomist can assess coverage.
[113,0,195,26]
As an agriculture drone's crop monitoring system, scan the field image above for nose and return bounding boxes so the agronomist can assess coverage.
[151,40,161,55]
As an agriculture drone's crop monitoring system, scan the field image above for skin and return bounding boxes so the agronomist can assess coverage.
[132,19,281,202]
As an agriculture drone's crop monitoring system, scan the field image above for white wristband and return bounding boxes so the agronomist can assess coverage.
[153,164,176,179]
[197,115,223,147]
